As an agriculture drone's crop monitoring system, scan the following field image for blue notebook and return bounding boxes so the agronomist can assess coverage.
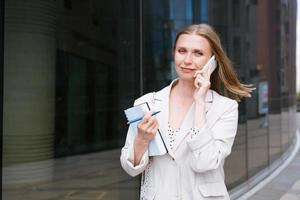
[124,102,168,156]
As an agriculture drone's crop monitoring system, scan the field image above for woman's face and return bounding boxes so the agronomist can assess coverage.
[174,34,212,81]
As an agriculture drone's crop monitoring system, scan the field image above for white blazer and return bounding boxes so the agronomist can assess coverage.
[120,80,238,200]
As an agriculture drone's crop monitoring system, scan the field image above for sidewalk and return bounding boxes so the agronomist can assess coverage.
[247,115,300,200]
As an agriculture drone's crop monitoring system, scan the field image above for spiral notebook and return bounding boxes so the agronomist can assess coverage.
[124,102,168,156]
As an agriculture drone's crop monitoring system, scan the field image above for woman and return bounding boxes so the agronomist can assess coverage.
[120,24,253,200]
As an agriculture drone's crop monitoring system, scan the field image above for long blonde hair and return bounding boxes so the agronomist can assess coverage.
[174,24,254,101]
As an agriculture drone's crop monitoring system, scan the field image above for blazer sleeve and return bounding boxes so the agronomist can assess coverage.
[120,100,150,177]
[186,100,238,173]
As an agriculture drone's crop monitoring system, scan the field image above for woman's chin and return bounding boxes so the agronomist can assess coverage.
[178,74,194,82]
[175,69,196,82]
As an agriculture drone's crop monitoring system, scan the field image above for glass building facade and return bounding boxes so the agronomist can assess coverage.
[1,0,297,199]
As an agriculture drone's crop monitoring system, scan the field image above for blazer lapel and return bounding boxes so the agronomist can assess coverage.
[152,80,177,158]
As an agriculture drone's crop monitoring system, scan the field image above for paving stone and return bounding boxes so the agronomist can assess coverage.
[280,193,300,200]
[292,180,300,190]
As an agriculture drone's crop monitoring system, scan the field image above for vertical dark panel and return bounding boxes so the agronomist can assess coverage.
[192,0,200,23]
[0,0,4,198]
[139,0,144,95]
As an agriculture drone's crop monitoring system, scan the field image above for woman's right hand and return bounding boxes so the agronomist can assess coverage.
[133,112,158,166]
[136,111,159,144]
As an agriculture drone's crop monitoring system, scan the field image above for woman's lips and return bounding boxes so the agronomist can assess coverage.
[180,67,196,73]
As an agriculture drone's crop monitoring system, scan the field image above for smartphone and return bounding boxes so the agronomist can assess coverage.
[194,55,217,88]
[202,55,217,74]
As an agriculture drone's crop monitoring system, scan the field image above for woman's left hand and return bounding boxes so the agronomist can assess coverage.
[193,66,211,102]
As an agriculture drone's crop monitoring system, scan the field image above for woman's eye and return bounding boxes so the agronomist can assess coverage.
[178,49,186,54]
[194,51,203,56]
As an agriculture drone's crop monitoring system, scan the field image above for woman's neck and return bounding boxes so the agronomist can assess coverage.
[172,79,195,100]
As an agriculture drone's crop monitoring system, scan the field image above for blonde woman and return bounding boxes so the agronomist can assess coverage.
[120,24,253,200]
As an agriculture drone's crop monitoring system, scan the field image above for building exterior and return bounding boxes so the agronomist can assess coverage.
[1,0,297,199]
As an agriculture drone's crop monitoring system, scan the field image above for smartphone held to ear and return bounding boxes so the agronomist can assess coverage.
[202,55,217,74]
[194,55,217,88]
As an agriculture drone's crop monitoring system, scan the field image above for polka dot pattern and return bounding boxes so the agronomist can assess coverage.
[190,127,202,138]
[167,123,180,149]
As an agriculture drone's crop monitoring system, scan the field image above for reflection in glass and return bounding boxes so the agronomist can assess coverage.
[224,100,247,189]
[247,83,268,177]
[3,0,140,199]
[281,102,290,152]
[289,101,297,143]
[268,108,282,163]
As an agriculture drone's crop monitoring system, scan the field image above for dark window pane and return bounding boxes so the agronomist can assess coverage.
[3,0,140,199]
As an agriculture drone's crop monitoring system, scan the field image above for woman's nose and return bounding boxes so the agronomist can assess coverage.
[184,53,192,64]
